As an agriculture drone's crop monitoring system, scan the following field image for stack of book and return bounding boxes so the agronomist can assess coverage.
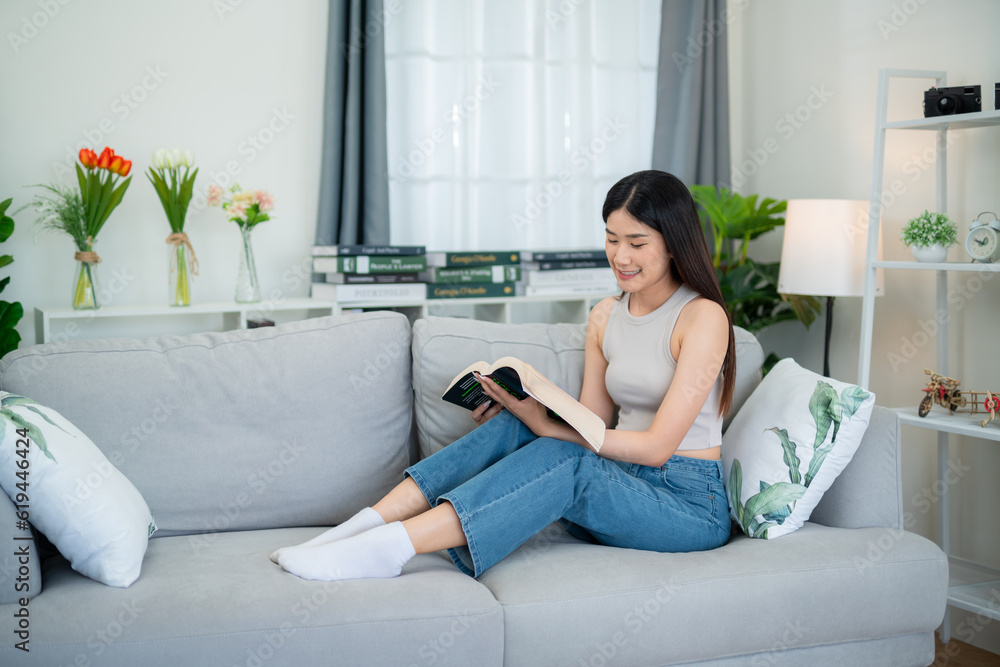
[422,250,522,300]
[520,249,618,297]
[310,244,428,302]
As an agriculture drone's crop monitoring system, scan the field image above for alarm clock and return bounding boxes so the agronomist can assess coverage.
[965,212,1000,263]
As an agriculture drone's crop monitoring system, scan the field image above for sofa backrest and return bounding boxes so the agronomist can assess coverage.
[0,312,415,536]
[411,316,764,459]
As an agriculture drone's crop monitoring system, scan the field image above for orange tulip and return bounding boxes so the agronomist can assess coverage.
[109,156,124,174]
[97,147,113,170]
[78,148,98,169]
[118,159,132,177]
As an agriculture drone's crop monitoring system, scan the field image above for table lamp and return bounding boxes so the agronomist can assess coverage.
[778,199,884,377]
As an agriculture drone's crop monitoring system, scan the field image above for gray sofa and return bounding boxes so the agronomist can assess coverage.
[0,311,948,666]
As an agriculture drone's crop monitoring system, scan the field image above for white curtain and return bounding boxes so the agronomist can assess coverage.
[384,0,661,251]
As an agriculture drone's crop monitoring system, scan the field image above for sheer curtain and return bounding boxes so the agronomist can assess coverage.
[384,0,660,251]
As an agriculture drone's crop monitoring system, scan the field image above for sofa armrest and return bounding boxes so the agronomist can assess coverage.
[0,488,39,603]
[810,405,903,530]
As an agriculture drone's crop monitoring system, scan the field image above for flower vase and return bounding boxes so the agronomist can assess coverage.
[911,244,948,263]
[72,243,100,310]
[234,226,260,303]
[169,243,192,307]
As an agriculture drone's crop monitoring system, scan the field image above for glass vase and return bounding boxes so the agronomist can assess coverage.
[234,225,260,303]
[72,243,100,310]
[169,244,192,307]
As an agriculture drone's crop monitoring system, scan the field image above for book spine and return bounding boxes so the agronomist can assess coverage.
[334,283,427,302]
[324,273,420,284]
[422,266,522,283]
[522,259,610,271]
[524,249,606,261]
[312,244,426,256]
[524,283,619,296]
[428,251,521,267]
[427,282,517,299]
[313,255,428,274]
[525,267,616,286]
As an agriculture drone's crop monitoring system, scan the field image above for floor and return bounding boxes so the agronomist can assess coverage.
[935,634,1000,666]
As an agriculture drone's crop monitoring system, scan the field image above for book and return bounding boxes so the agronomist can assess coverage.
[312,244,426,256]
[310,282,427,302]
[441,356,605,453]
[426,282,516,299]
[525,267,615,287]
[521,248,607,262]
[524,283,619,297]
[521,258,610,271]
[321,272,420,284]
[313,255,427,274]
[425,250,521,268]
[420,266,522,284]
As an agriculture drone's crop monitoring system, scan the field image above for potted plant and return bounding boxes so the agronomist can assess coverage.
[690,185,822,371]
[0,198,22,358]
[901,210,957,263]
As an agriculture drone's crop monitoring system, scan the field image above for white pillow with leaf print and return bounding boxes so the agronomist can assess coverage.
[721,358,875,540]
[0,392,156,587]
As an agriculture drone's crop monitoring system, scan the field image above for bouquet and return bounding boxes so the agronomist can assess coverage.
[147,149,199,306]
[30,147,132,309]
[206,184,275,303]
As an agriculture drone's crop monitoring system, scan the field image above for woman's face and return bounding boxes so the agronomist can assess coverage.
[604,209,673,296]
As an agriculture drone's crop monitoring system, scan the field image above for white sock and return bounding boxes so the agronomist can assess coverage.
[278,522,416,582]
[269,507,385,563]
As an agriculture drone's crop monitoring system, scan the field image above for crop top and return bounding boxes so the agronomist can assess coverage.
[601,285,723,451]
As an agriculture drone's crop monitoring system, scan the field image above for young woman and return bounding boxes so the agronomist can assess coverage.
[272,170,737,581]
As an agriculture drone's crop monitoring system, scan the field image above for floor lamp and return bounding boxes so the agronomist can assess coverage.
[777,199,883,378]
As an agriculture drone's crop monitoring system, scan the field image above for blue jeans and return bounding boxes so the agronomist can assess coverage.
[405,411,731,577]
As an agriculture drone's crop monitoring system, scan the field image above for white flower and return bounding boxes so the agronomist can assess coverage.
[152,148,168,169]
[169,149,185,169]
[182,150,194,167]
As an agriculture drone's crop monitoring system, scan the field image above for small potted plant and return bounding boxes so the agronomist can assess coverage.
[901,210,957,263]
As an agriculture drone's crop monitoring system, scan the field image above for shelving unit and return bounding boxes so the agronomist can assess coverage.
[330,293,614,325]
[857,69,1000,643]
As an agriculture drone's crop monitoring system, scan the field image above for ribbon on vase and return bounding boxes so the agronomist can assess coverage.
[73,236,101,264]
[166,232,200,277]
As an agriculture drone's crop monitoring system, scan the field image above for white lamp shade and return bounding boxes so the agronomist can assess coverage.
[778,199,884,298]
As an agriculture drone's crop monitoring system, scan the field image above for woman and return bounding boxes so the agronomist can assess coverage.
[272,170,737,581]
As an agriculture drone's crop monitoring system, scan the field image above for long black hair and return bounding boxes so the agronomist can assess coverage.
[602,170,736,417]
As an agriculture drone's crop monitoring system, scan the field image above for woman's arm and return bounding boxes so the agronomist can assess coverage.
[478,297,729,467]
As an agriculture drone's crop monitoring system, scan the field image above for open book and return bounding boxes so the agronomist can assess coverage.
[441,356,606,453]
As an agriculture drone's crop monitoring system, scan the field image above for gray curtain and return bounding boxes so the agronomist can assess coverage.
[315,0,390,245]
[651,0,730,187]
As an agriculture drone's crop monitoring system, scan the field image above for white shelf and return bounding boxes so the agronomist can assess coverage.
[884,108,1000,131]
[894,407,1000,442]
[872,261,1000,272]
[947,557,1000,620]
[34,298,335,344]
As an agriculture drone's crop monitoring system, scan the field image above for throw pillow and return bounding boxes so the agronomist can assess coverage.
[0,393,156,587]
[721,358,875,539]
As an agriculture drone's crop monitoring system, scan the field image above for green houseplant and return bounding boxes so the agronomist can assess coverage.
[901,210,957,263]
[690,185,821,369]
[0,198,23,359]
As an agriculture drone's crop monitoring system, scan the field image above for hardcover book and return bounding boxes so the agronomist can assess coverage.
[521,248,606,262]
[441,357,605,453]
[525,267,615,287]
[521,258,610,271]
[310,282,427,302]
[313,255,427,274]
[420,266,522,284]
[321,272,420,284]
[425,251,521,268]
[524,283,619,297]
[426,282,516,299]
[312,244,426,256]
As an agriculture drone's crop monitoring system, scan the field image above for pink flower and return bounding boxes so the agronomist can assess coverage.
[255,190,275,213]
[228,204,247,221]
[206,184,224,207]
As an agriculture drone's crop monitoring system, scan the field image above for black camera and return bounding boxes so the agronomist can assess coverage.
[924,85,982,117]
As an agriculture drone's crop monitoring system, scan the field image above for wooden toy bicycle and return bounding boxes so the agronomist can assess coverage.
[919,369,999,427]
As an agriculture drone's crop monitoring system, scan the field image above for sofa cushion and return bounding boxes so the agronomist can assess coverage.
[0,527,504,667]
[0,392,156,587]
[0,313,414,535]
[722,358,876,539]
[478,522,946,666]
[411,315,764,459]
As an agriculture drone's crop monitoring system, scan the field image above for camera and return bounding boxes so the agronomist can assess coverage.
[923,85,982,117]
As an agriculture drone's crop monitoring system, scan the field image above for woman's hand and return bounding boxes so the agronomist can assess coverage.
[471,395,503,426]
[475,372,553,435]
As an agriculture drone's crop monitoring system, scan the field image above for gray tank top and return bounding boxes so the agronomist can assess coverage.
[601,285,723,450]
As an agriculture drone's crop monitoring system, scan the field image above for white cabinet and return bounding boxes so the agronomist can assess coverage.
[857,68,1000,642]
[331,294,612,325]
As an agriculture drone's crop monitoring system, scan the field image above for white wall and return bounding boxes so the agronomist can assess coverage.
[731,0,1000,652]
[0,0,328,342]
